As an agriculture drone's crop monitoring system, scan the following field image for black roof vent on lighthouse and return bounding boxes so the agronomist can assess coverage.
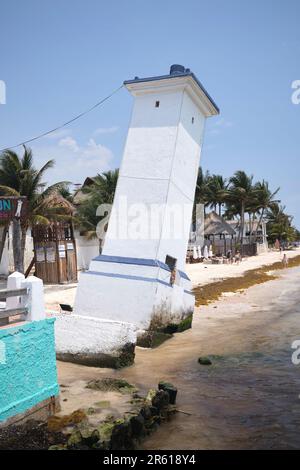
[170,64,186,75]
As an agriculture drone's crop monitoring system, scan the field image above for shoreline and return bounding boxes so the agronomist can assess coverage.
[193,252,300,306]
[140,264,300,449]
[186,247,300,288]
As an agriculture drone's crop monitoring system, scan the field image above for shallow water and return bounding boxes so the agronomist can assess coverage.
[121,267,300,449]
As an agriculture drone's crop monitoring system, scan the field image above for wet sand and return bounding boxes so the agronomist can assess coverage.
[119,266,300,449]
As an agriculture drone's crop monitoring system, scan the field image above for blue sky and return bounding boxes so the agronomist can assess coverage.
[0,0,300,225]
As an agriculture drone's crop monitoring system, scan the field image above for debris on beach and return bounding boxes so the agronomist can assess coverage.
[0,420,66,450]
[86,378,136,394]
[193,254,300,306]
[48,409,87,432]
[0,381,177,450]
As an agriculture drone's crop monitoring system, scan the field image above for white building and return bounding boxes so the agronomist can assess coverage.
[74,64,219,337]
[227,218,268,252]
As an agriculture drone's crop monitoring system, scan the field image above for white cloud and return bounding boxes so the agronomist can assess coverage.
[32,135,113,185]
[82,138,112,161]
[59,136,79,152]
[93,126,119,135]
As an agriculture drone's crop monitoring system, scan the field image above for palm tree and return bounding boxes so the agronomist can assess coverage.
[58,183,74,203]
[194,167,210,205]
[0,221,9,267]
[266,203,294,243]
[227,171,255,247]
[82,169,119,204]
[0,145,71,272]
[253,180,280,239]
[206,174,228,216]
[192,167,210,224]
[76,169,119,252]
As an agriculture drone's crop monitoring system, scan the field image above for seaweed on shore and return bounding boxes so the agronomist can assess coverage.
[0,420,66,450]
[193,254,300,306]
[86,378,136,394]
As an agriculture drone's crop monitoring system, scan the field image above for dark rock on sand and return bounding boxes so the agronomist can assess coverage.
[198,356,213,365]
[158,381,178,404]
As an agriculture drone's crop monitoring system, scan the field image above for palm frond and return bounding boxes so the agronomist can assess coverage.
[30,215,51,225]
[0,185,20,196]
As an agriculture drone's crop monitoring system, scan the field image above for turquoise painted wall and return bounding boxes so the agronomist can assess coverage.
[0,318,59,422]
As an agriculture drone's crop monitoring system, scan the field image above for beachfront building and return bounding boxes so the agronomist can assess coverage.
[0,179,100,277]
[226,218,268,253]
[188,211,236,258]
[203,211,236,256]
[188,211,268,258]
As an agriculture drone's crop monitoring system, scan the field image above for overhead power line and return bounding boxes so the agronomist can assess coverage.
[0,84,124,152]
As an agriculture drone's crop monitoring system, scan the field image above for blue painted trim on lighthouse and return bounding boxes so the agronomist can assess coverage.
[82,270,194,296]
[82,270,173,288]
[92,254,191,281]
[177,270,190,281]
[93,254,165,268]
[184,289,194,296]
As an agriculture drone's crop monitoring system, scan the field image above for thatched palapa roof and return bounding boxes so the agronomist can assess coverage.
[73,176,96,205]
[39,191,74,215]
[204,211,236,236]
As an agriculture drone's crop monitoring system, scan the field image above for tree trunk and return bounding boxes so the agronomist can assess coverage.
[249,212,254,243]
[248,213,251,243]
[240,201,245,257]
[21,224,28,272]
[12,218,24,273]
[254,209,265,241]
[0,223,9,265]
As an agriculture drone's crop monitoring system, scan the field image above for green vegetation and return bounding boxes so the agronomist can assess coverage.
[0,145,73,272]
[75,169,119,246]
[85,378,136,394]
[195,168,299,245]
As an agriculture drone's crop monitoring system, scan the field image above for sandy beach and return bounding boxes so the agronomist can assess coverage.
[44,248,300,311]
[186,248,300,287]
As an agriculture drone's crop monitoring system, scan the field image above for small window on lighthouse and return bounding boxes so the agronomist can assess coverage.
[165,255,177,271]
[165,255,177,286]
[191,117,194,124]
[155,101,160,108]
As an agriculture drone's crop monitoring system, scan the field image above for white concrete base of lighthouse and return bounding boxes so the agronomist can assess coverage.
[74,255,195,346]
[54,314,137,368]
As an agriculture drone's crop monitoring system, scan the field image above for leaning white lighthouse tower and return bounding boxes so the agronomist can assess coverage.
[75,64,219,341]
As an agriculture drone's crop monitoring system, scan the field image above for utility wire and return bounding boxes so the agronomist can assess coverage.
[0,84,124,152]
